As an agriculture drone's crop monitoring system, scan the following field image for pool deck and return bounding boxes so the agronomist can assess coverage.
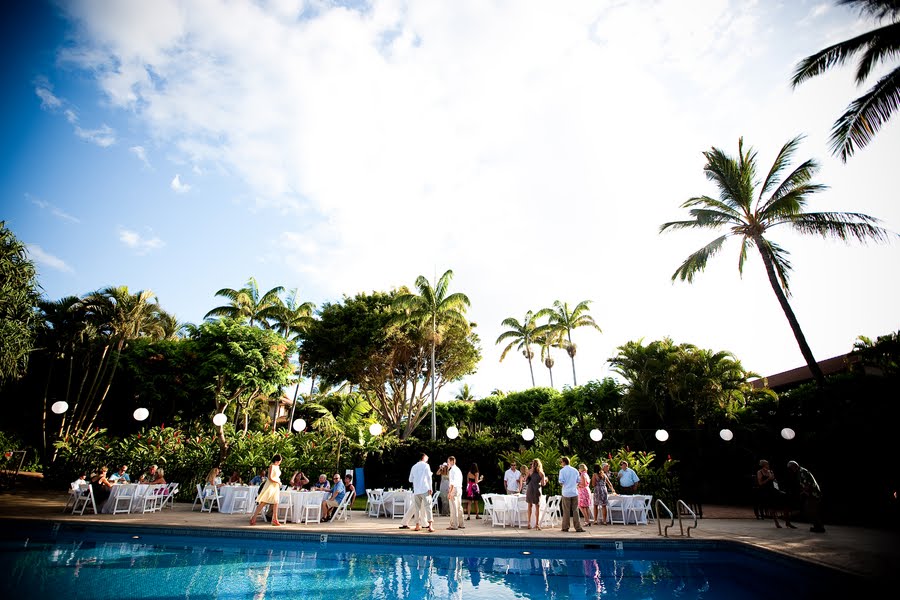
[3,489,898,582]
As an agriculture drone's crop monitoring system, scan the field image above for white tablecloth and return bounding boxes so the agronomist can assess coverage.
[608,494,645,524]
[287,490,328,522]
[218,485,258,514]
[382,490,414,517]
[101,484,152,514]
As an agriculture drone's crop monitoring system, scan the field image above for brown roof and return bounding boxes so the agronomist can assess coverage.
[750,353,858,390]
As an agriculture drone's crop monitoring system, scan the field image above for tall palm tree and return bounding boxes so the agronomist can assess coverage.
[455,383,476,402]
[204,277,285,328]
[536,328,565,389]
[791,0,900,161]
[496,310,541,387]
[660,136,892,386]
[268,289,317,431]
[393,269,471,440]
[538,300,602,387]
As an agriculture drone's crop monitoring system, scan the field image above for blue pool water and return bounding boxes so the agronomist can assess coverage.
[1,525,861,599]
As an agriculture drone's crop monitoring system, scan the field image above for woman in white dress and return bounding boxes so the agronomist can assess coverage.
[250,454,283,526]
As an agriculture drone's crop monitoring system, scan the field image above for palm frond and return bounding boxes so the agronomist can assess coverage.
[759,239,793,294]
[791,28,879,86]
[781,211,895,243]
[759,136,803,198]
[829,67,900,161]
[703,147,751,209]
[737,237,752,276]
[839,0,900,22]
[670,235,728,283]
[853,22,900,83]
[759,182,828,220]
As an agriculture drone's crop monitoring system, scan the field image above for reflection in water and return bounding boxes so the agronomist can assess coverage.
[0,532,847,600]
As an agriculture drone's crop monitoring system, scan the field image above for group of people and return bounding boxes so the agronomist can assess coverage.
[75,464,166,506]
[755,458,825,533]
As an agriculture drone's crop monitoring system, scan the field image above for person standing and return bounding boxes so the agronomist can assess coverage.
[577,463,592,525]
[525,459,547,530]
[757,459,794,529]
[465,463,484,520]
[446,456,465,530]
[617,461,640,494]
[787,460,825,533]
[558,456,585,532]
[437,463,451,516]
[250,454,283,526]
[504,461,523,494]
[591,463,614,525]
[409,453,434,532]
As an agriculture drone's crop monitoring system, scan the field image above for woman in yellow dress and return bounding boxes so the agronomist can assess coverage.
[250,454,283,526]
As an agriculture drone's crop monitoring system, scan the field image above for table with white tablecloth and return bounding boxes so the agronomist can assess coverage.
[381,490,414,517]
[218,485,258,514]
[287,490,329,522]
[101,483,152,514]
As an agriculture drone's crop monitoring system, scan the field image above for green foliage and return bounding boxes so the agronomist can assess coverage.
[0,221,40,382]
[853,330,900,376]
[496,387,558,433]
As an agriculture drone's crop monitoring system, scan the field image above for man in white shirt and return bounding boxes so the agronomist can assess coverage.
[408,453,434,532]
[504,461,523,494]
[446,456,465,530]
[558,456,585,532]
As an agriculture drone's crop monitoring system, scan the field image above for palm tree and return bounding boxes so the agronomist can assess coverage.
[455,383,476,402]
[538,300,602,386]
[269,289,316,431]
[392,269,471,440]
[660,136,892,386]
[495,311,541,387]
[536,328,565,389]
[791,0,900,161]
[204,277,285,328]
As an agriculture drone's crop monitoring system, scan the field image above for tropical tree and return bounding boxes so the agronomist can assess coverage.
[495,310,541,387]
[204,278,285,328]
[454,383,476,402]
[0,221,40,383]
[791,0,900,161]
[268,289,316,431]
[537,300,602,386]
[392,269,472,440]
[536,327,565,389]
[660,136,892,386]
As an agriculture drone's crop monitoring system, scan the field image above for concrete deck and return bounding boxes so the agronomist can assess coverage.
[4,489,898,582]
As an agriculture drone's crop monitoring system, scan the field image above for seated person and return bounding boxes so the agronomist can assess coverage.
[342,474,355,501]
[227,470,243,485]
[151,467,166,485]
[321,474,345,521]
[109,464,130,483]
[91,466,114,504]
[70,474,87,491]
[205,467,222,490]
[314,474,331,491]
[250,469,266,487]
[138,464,158,484]
[290,471,309,489]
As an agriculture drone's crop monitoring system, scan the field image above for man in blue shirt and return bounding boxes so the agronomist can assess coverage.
[109,465,130,483]
[322,474,345,521]
[250,469,266,487]
[558,456,585,532]
[617,461,640,494]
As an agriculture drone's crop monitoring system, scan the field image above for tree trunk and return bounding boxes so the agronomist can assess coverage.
[755,241,825,386]
[568,333,577,387]
[527,354,535,387]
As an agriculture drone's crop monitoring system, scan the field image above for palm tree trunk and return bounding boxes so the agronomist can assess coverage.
[756,242,825,386]
[431,315,436,441]
[286,363,304,432]
[568,332,577,387]
[547,365,554,389]
[527,355,535,387]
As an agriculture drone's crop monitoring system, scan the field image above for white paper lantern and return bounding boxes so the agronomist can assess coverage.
[655,429,669,442]
[780,427,796,440]
[521,428,535,441]
[369,423,383,436]
[292,418,306,432]
[133,407,150,421]
[212,413,227,427]
[51,401,69,415]
[719,428,734,441]
[446,426,459,440]
[589,429,603,442]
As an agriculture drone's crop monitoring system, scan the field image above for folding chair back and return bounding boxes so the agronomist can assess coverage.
[275,491,293,523]
[200,484,220,513]
[73,484,97,515]
[112,485,136,514]
[333,491,355,521]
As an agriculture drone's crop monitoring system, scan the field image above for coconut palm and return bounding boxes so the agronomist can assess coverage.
[538,300,602,387]
[204,277,285,328]
[791,0,900,161]
[455,383,476,402]
[392,269,471,440]
[660,136,892,386]
[496,310,541,387]
[536,327,565,389]
[270,289,316,342]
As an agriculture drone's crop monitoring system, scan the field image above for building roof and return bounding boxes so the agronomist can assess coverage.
[750,353,859,390]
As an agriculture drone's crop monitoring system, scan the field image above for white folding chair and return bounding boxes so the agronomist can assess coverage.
[112,485,136,514]
[231,487,250,513]
[191,484,204,511]
[64,484,84,513]
[200,484,220,513]
[485,495,508,528]
[431,491,440,514]
[138,484,160,513]
[73,484,98,515]
[302,495,322,523]
[514,496,529,528]
[628,495,653,525]
[333,491,355,522]
[159,483,179,510]
[609,495,632,525]
[367,489,385,518]
[275,491,293,523]
[540,495,561,528]
[391,493,407,519]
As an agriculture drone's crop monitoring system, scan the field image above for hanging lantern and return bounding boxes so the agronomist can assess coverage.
[369,423,383,436]
[133,407,150,421]
[719,428,734,441]
[212,413,227,427]
[655,429,669,442]
[292,418,306,432]
[589,429,603,442]
[51,401,69,415]
[780,427,796,440]
[446,426,459,440]
[521,428,535,441]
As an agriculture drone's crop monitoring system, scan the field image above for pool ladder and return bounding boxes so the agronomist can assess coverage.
[655,499,698,537]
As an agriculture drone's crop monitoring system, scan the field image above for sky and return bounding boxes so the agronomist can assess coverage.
[2,0,898,401]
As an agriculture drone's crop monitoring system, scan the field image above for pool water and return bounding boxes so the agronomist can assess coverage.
[1,527,859,599]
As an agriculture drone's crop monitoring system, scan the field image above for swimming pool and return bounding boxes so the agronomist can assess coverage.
[1,522,862,599]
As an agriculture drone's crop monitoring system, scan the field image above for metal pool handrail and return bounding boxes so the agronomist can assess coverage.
[677,499,698,537]
[655,499,675,537]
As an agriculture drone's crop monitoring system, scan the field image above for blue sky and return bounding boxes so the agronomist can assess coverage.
[3,0,898,399]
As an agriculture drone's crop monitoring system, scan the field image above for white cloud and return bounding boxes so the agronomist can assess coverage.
[33,78,62,109]
[27,193,81,223]
[118,227,164,254]
[170,174,191,193]
[73,123,116,147]
[130,145,152,168]
[26,244,74,273]
[34,77,116,147]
